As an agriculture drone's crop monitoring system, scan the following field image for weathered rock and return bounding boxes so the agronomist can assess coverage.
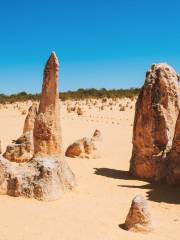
[77,107,83,116]
[124,195,154,233]
[23,103,38,133]
[120,106,125,111]
[167,112,180,184]
[3,132,33,163]
[33,52,62,157]
[0,156,64,200]
[65,137,99,159]
[130,63,180,181]
[32,52,76,197]
[3,103,38,163]
[92,129,102,141]
[0,52,76,201]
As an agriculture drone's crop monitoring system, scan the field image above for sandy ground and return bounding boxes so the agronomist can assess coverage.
[0,99,179,240]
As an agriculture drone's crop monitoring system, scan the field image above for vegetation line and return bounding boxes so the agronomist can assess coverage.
[0,88,140,104]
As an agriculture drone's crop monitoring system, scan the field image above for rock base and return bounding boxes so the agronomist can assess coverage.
[0,156,76,201]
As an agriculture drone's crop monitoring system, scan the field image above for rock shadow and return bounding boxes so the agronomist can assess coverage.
[118,183,180,204]
[94,167,180,204]
[94,168,136,180]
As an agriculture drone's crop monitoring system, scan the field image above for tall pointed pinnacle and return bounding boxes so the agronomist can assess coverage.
[33,51,62,157]
[0,52,75,201]
[39,51,59,112]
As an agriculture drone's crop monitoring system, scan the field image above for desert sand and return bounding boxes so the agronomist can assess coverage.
[0,99,179,240]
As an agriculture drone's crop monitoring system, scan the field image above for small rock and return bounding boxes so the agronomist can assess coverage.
[120,106,125,111]
[92,129,102,141]
[124,195,154,233]
[65,137,99,159]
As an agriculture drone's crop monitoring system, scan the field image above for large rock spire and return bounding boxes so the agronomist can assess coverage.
[34,52,62,157]
[130,63,180,181]
[0,52,76,201]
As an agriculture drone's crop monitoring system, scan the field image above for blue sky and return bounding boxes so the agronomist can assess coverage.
[0,0,180,94]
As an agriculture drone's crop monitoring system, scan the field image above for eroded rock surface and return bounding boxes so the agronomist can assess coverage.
[124,195,154,233]
[92,129,102,141]
[167,112,180,184]
[3,132,33,163]
[65,137,99,159]
[3,103,38,163]
[23,103,38,133]
[0,52,76,201]
[130,63,180,181]
[33,53,62,157]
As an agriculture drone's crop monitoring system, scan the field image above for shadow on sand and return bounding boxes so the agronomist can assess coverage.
[94,168,136,180]
[94,168,180,204]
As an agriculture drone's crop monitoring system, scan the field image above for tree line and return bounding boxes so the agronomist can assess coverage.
[0,88,140,104]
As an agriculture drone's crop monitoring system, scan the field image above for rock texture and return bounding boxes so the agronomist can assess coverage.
[124,195,153,233]
[0,157,64,200]
[3,103,38,163]
[3,133,33,163]
[23,103,38,133]
[167,112,180,184]
[130,63,180,181]
[0,52,76,201]
[33,53,62,157]
[65,137,99,159]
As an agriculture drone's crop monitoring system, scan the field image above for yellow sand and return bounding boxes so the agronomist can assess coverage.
[0,99,179,240]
